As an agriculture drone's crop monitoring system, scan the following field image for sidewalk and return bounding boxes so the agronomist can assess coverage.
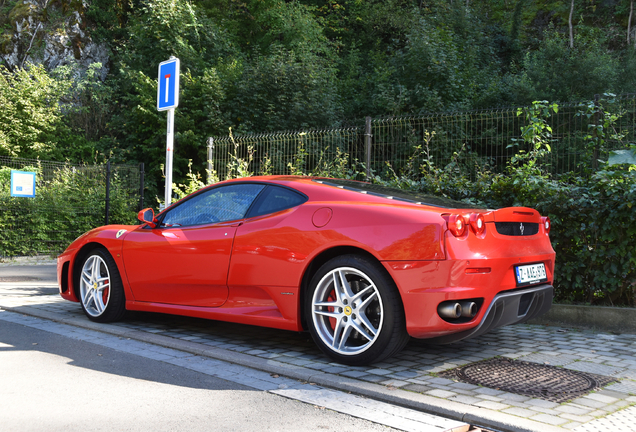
[0,266,635,432]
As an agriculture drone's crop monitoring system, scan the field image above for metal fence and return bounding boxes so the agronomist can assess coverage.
[207,94,636,181]
[0,157,144,258]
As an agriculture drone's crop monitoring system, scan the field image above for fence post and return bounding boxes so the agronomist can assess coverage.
[592,94,600,171]
[139,162,145,211]
[364,116,372,180]
[105,160,111,225]
[207,137,214,184]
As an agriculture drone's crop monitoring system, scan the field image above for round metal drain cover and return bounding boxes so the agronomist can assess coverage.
[0,276,41,282]
[440,358,615,403]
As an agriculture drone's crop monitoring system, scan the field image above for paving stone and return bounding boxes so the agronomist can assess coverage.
[505,400,533,409]
[529,413,569,425]
[473,387,504,396]
[380,379,410,388]
[524,398,560,409]
[448,394,482,405]
[476,394,505,403]
[474,400,510,410]
[449,382,479,391]
[555,404,594,415]
[502,407,537,417]
[402,384,431,393]
[558,413,595,423]
[584,392,619,404]
[603,400,633,413]
[524,406,564,416]
[570,397,610,409]
[565,361,624,377]
[605,381,636,395]
[358,374,387,384]
[586,409,610,417]
[498,392,531,402]
[390,370,420,379]
[428,377,456,385]
[560,421,584,430]
[518,353,579,366]
[426,389,457,398]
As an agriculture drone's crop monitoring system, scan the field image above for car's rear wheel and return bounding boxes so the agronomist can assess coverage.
[78,248,126,323]
[306,255,409,365]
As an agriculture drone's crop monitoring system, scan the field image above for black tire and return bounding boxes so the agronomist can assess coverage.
[77,248,126,323]
[305,254,409,365]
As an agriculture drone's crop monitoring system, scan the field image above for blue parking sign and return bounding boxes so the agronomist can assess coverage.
[157,57,180,111]
[11,170,36,198]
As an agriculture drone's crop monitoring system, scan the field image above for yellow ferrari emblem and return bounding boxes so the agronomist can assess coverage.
[344,306,352,316]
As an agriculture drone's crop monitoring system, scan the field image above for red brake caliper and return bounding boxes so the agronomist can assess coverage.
[327,290,336,331]
[102,280,109,304]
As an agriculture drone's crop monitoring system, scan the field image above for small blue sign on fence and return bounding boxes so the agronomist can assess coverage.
[157,57,180,111]
[10,170,36,198]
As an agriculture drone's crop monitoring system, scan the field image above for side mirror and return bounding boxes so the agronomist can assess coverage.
[138,208,157,228]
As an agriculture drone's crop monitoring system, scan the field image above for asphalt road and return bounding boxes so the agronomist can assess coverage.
[0,264,57,281]
[0,319,398,432]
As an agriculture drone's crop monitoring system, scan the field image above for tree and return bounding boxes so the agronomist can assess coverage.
[0,64,67,159]
[569,0,575,48]
[628,0,634,46]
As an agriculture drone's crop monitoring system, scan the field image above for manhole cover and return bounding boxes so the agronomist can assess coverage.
[439,358,616,403]
[0,276,41,282]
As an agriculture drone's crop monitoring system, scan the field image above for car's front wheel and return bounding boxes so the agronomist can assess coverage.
[306,255,409,365]
[78,248,126,323]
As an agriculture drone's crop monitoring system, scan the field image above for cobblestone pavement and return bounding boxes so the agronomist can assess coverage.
[1,281,635,432]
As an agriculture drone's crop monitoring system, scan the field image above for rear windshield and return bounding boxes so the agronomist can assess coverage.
[313,179,482,209]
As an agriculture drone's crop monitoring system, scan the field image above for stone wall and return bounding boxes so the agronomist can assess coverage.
[1,0,109,78]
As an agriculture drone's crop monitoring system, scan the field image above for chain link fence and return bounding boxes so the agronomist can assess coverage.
[208,94,636,181]
[0,157,144,259]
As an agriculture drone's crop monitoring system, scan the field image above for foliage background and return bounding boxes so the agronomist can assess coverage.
[2,0,636,194]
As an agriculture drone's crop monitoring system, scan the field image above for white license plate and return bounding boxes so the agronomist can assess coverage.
[515,263,547,286]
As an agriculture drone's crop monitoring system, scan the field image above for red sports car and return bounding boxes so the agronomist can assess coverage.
[58,176,555,365]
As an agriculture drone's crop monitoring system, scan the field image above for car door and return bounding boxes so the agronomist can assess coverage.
[123,183,266,307]
[228,185,309,290]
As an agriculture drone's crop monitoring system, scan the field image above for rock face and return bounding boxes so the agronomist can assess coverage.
[0,0,109,78]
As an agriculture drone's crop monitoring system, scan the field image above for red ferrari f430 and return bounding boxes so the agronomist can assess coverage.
[58,176,555,365]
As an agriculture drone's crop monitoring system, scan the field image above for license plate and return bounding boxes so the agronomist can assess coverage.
[515,263,547,286]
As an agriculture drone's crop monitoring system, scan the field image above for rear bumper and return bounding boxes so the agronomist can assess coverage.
[422,284,553,344]
[383,251,555,339]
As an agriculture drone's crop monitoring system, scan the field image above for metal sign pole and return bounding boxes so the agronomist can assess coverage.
[164,108,175,207]
[157,56,180,210]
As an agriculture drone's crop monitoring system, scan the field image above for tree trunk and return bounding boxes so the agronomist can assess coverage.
[629,0,634,45]
[569,0,575,48]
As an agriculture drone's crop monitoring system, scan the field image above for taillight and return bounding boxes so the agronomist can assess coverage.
[541,216,551,233]
[448,214,466,237]
[469,213,486,235]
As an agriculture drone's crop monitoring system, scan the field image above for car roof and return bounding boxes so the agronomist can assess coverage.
[223,176,482,210]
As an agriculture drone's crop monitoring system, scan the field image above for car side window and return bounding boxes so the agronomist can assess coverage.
[247,185,307,218]
[161,183,266,227]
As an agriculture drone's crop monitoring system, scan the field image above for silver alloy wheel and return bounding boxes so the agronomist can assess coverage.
[80,254,111,317]
[311,266,384,356]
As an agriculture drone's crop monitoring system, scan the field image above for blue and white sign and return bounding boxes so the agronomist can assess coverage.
[10,170,36,198]
[157,57,180,111]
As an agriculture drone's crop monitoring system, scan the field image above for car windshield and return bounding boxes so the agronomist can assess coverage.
[313,179,483,209]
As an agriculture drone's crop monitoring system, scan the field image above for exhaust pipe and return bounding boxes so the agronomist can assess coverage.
[459,301,478,318]
[438,302,462,319]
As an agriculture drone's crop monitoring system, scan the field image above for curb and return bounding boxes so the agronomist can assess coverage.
[1,303,564,432]
[529,303,636,334]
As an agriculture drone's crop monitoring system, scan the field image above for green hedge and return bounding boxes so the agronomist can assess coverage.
[0,165,138,257]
